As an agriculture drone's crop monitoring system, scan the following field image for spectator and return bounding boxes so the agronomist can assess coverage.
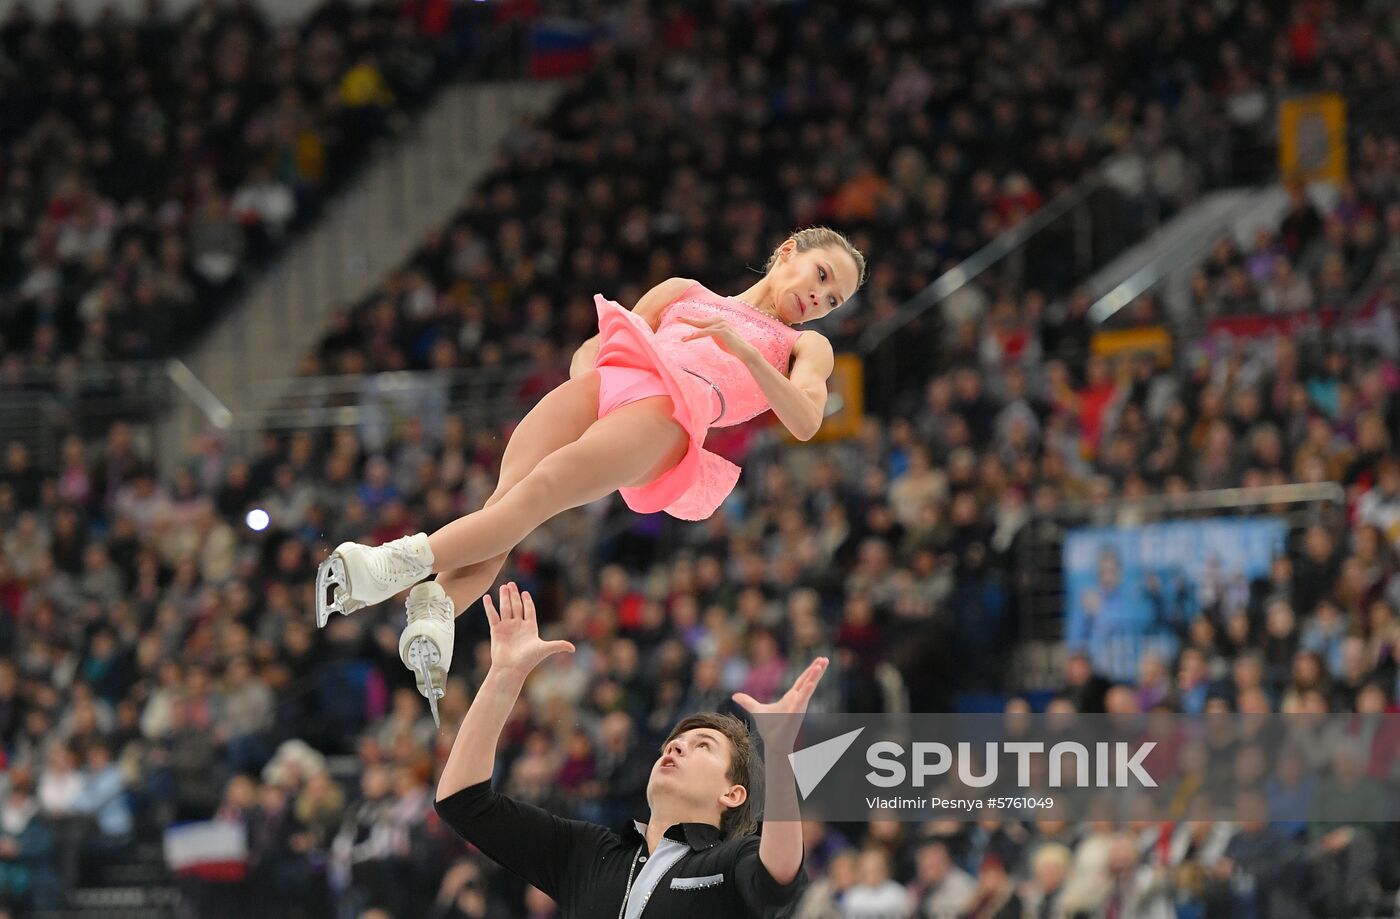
[218,656,275,773]
[0,768,59,910]
[963,854,1021,919]
[840,846,910,919]
[3,1,1400,914]
[188,194,246,288]
[1099,833,1172,919]
[72,739,132,847]
[332,764,414,917]
[910,838,975,918]
[232,163,297,245]
[1019,842,1072,919]
[795,848,858,917]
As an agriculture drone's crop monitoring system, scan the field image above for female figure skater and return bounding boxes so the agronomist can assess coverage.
[315,227,865,718]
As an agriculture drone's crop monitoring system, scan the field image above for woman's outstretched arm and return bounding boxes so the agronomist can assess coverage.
[755,331,833,442]
[437,582,575,800]
[568,276,696,378]
[680,317,833,441]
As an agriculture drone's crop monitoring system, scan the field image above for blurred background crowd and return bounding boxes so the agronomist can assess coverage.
[0,0,482,366]
[4,0,1400,917]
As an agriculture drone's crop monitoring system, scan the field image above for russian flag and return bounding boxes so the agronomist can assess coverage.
[530,18,597,78]
[163,820,249,882]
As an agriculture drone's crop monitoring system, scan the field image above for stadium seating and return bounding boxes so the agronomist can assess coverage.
[0,0,470,368]
[1,1,1400,916]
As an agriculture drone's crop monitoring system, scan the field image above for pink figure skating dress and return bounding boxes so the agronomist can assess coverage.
[592,281,803,520]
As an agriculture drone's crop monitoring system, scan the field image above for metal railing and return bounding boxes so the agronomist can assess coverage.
[1086,214,1253,326]
[161,74,561,473]
[0,17,547,467]
[238,364,540,424]
[165,360,232,430]
[859,167,1119,356]
[1088,194,1400,368]
[0,361,178,465]
[0,356,559,471]
[0,393,62,468]
[856,158,1179,412]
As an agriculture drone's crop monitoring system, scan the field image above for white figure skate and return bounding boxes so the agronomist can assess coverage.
[315,533,435,627]
[400,581,455,726]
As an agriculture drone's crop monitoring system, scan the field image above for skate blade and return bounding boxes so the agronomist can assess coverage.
[406,636,445,727]
[315,554,364,627]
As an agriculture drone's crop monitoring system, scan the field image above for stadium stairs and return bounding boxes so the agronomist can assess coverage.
[157,80,559,475]
[1082,184,1293,326]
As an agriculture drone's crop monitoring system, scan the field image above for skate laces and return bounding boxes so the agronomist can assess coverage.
[407,589,454,625]
[369,537,430,587]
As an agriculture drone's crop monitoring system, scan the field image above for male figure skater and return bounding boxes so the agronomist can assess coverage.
[434,582,827,917]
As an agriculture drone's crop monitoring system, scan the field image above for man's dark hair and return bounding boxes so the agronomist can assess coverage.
[661,712,759,839]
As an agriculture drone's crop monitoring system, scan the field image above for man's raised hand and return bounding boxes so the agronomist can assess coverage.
[732,656,829,754]
[484,582,575,676]
[732,656,829,718]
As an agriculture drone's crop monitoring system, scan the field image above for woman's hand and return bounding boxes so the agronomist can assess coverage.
[569,335,600,379]
[678,315,759,361]
[485,582,574,677]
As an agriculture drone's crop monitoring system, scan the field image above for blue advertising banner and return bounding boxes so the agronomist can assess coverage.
[1063,518,1289,682]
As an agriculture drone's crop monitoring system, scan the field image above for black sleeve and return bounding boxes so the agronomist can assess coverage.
[434,780,603,903]
[732,834,808,917]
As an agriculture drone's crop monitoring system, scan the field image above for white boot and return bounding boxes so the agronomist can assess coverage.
[315,533,435,627]
[400,581,455,724]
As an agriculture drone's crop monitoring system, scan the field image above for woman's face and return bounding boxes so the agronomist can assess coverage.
[764,240,861,324]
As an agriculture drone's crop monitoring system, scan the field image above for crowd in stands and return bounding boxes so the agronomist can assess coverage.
[299,0,1400,421]
[307,0,1255,379]
[3,0,1400,918]
[6,270,1400,916]
[0,0,477,367]
[1192,159,1400,324]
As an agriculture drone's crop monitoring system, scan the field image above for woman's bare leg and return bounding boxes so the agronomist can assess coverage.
[433,372,602,613]
[425,396,688,572]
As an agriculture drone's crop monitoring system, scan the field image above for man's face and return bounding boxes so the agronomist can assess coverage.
[647,728,741,814]
[1233,657,1261,689]
[917,844,951,883]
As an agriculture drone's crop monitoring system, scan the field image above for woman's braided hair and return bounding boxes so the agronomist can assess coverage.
[765,226,868,290]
